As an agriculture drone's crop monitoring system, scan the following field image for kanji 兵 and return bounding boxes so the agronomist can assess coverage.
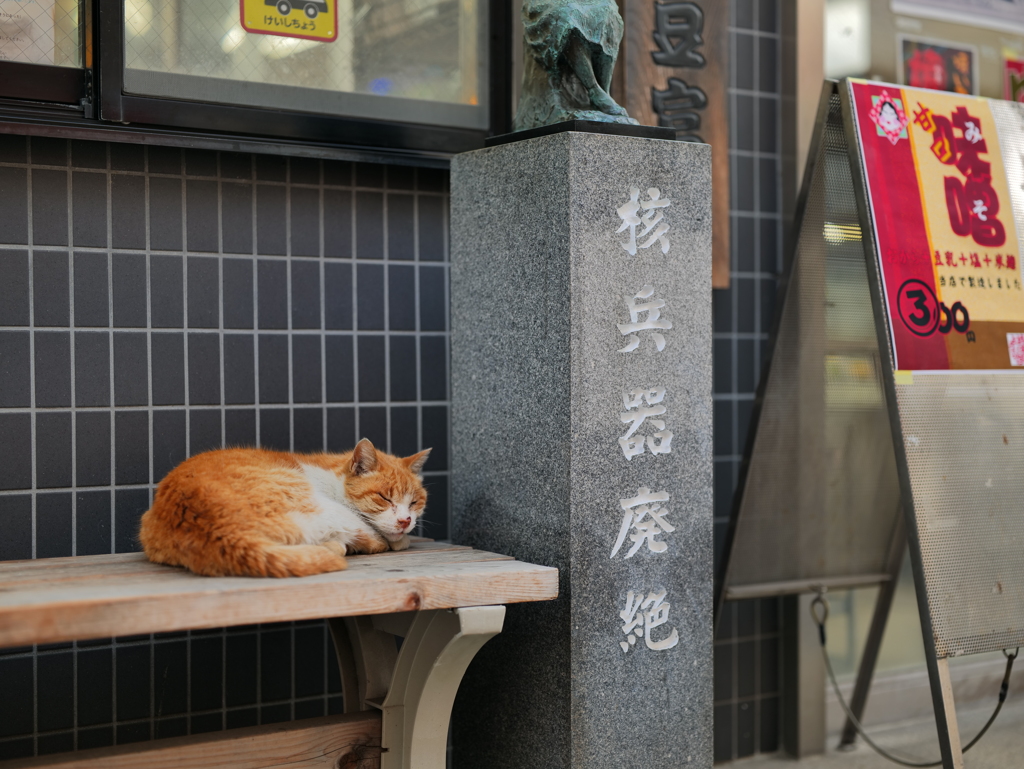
[617,285,673,352]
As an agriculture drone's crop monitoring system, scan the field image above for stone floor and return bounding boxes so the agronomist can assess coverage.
[721,697,1024,768]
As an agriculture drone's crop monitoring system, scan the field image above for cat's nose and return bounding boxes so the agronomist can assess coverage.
[397,517,412,531]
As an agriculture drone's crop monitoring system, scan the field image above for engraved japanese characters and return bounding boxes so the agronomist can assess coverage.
[609,185,679,654]
[649,2,709,140]
[618,388,673,459]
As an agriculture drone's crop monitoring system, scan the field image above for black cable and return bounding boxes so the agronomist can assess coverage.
[810,592,1017,768]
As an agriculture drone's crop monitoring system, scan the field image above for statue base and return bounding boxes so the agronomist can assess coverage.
[451,130,713,767]
[486,119,677,147]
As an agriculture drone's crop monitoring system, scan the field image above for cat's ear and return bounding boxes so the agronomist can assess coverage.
[351,438,378,476]
[404,448,431,476]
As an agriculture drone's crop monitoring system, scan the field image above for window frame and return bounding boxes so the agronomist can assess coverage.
[97,0,511,153]
[0,60,89,105]
[0,0,93,109]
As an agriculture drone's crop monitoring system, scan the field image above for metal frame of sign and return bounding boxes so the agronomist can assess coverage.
[840,76,1024,768]
[715,79,903,611]
[715,79,906,751]
[719,78,1024,767]
[839,79,962,768]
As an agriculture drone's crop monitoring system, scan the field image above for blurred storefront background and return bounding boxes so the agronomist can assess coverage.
[0,0,1022,765]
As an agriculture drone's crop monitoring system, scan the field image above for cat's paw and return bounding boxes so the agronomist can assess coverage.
[347,531,389,555]
[322,541,347,557]
[389,535,411,552]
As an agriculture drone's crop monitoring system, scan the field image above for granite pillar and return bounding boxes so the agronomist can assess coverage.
[450,129,713,769]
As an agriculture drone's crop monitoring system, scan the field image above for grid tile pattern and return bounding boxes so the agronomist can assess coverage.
[0,135,451,760]
[713,0,783,761]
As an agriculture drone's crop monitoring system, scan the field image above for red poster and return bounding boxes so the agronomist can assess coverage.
[850,80,1024,371]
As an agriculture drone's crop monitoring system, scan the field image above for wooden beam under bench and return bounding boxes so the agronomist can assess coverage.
[0,713,382,769]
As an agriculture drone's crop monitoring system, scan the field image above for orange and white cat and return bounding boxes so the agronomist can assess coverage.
[139,439,429,578]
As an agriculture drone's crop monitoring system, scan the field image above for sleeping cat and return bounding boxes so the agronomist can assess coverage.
[139,438,430,578]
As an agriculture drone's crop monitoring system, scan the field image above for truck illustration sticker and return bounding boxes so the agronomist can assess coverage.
[240,0,338,43]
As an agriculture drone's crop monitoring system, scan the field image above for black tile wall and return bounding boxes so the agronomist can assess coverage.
[34,252,70,326]
[111,176,146,250]
[356,264,385,329]
[71,173,105,248]
[0,135,450,760]
[36,413,72,488]
[0,134,26,163]
[0,168,28,245]
[35,332,71,407]
[0,332,31,408]
[75,491,110,556]
[713,0,783,762]
[324,189,353,258]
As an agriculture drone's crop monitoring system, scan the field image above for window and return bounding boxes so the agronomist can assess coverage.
[1,0,83,66]
[0,0,89,103]
[121,0,486,129]
[0,1,505,154]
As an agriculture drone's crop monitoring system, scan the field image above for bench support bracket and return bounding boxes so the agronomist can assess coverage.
[330,606,505,769]
[380,606,505,768]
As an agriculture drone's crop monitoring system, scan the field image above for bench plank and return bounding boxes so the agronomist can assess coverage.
[0,547,506,588]
[0,543,558,647]
[0,712,381,769]
[0,540,475,584]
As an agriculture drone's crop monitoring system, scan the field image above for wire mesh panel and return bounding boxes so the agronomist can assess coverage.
[847,81,1024,659]
[722,90,901,596]
[895,373,1024,657]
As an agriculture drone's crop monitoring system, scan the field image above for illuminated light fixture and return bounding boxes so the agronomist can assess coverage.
[125,0,153,37]
[823,221,862,243]
[220,24,247,54]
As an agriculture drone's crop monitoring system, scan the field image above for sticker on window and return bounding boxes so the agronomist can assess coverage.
[240,0,338,43]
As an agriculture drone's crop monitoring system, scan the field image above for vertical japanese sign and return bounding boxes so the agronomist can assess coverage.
[240,0,338,42]
[610,186,680,654]
[618,1,730,288]
[850,80,1024,370]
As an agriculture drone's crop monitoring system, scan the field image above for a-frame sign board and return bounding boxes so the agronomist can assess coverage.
[718,79,1024,768]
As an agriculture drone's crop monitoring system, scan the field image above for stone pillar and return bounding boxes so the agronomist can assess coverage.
[449,127,713,769]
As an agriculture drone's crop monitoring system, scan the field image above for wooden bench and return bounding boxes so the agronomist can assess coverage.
[0,540,558,769]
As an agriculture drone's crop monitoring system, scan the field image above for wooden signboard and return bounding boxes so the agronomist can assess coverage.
[616,0,730,287]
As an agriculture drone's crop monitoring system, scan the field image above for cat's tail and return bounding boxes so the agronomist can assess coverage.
[147,540,348,578]
[255,543,348,578]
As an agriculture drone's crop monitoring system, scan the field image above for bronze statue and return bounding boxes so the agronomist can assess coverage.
[514,0,638,131]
